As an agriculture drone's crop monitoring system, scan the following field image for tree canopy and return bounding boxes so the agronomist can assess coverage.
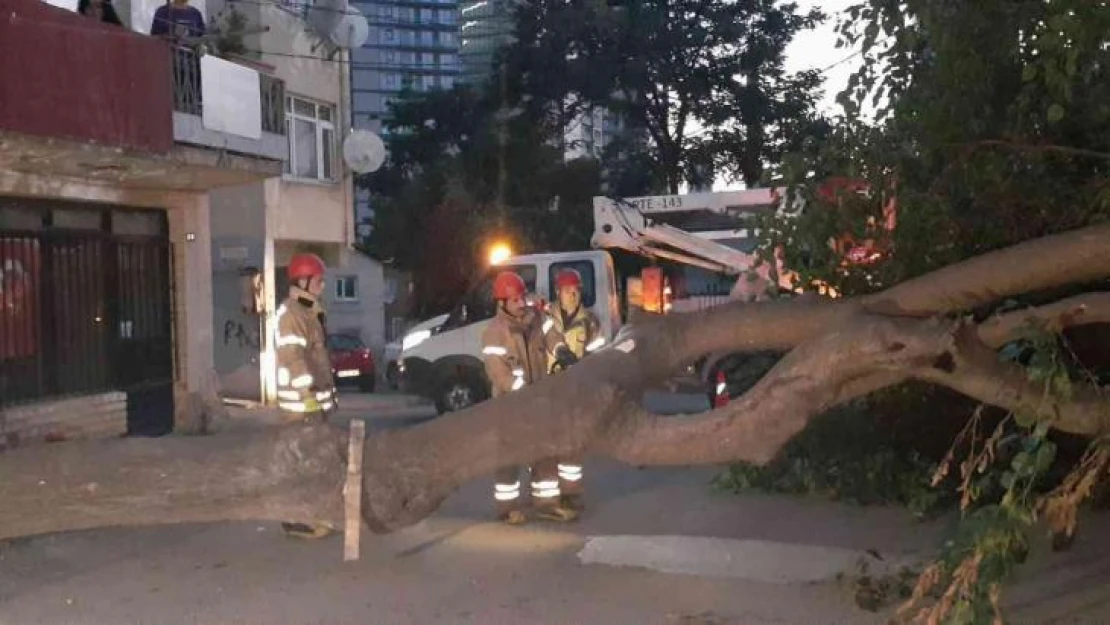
[359,0,829,313]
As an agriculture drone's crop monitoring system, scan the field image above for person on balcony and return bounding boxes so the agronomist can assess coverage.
[150,0,206,40]
[151,0,206,116]
[77,0,123,26]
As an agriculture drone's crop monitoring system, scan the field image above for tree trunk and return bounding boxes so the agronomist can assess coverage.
[2,224,1109,541]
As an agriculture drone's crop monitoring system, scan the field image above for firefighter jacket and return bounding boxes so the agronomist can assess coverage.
[546,305,604,372]
[481,305,563,398]
[275,287,336,414]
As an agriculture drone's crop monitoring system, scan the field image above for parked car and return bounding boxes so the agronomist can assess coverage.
[327,333,375,392]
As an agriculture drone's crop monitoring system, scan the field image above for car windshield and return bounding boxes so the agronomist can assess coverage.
[328,334,364,351]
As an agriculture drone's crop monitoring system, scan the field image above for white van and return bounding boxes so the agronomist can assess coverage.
[400,250,622,413]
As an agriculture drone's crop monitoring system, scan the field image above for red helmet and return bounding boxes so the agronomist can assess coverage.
[287,253,327,281]
[555,268,582,291]
[492,271,527,300]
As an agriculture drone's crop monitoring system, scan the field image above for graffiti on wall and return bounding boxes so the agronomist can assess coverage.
[223,318,260,350]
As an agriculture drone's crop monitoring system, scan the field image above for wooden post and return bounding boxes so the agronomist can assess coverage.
[343,419,366,562]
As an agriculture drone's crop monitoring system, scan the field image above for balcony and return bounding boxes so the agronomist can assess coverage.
[170,47,288,163]
[0,0,281,192]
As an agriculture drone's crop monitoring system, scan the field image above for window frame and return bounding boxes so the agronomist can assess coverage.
[443,263,537,331]
[334,275,359,302]
[548,260,597,309]
[283,94,337,183]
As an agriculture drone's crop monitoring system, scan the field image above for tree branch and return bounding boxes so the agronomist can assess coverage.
[2,226,1109,540]
[977,292,1110,347]
[862,223,1110,317]
[915,326,1110,436]
[601,315,958,466]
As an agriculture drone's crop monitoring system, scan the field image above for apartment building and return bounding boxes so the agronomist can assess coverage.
[0,0,283,443]
[199,0,388,405]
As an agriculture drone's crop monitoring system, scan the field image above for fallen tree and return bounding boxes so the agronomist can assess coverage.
[1,223,1109,541]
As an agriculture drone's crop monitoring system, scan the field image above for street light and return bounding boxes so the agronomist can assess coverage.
[488,241,512,265]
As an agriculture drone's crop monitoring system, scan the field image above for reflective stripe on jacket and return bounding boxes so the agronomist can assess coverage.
[481,306,562,398]
[275,289,335,413]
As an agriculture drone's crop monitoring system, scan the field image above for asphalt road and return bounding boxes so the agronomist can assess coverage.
[4,391,1110,624]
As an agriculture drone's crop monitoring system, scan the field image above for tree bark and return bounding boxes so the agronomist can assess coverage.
[2,224,1109,540]
[0,425,346,541]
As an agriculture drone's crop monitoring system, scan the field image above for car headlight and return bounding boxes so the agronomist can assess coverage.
[402,329,432,352]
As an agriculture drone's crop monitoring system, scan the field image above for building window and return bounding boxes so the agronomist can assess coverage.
[335,275,358,301]
[383,28,396,42]
[284,95,336,182]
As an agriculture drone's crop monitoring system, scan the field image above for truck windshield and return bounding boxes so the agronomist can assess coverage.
[443,263,537,330]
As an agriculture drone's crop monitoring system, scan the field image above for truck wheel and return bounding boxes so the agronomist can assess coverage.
[434,369,488,414]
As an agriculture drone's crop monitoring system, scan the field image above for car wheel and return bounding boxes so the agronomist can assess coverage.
[358,373,376,393]
[386,361,400,390]
[434,369,487,414]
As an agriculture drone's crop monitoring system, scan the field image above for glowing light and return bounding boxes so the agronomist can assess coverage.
[488,242,512,266]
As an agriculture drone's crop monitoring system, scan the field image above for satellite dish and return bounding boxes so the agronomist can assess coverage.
[343,130,386,174]
[330,6,369,49]
[306,0,346,43]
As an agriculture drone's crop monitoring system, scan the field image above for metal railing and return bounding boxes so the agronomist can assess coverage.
[170,46,286,136]
[259,72,285,135]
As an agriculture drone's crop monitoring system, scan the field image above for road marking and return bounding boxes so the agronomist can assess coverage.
[577,535,922,584]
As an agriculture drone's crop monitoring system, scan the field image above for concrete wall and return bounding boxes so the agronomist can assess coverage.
[0,171,214,432]
[267,178,348,244]
[325,247,386,352]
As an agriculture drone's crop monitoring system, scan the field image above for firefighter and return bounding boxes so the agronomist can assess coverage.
[545,268,604,512]
[481,270,579,525]
[274,252,337,539]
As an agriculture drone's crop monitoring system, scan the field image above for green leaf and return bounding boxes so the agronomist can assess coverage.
[1022,64,1037,82]
[1047,103,1066,123]
[1000,471,1017,490]
[1014,410,1036,428]
[1034,442,1057,474]
[1011,451,1033,474]
[1033,421,1051,440]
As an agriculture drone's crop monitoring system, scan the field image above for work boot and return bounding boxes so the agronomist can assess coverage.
[535,503,579,523]
[560,493,585,512]
[499,510,528,526]
[281,522,332,539]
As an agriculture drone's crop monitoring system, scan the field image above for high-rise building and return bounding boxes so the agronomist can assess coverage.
[349,0,462,229]
[458,0,517,84]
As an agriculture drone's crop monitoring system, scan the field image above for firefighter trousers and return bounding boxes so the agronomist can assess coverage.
[494,459,561,516]
[557,456,584,496]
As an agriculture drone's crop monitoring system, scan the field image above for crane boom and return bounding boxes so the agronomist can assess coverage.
[591,191,797,298]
